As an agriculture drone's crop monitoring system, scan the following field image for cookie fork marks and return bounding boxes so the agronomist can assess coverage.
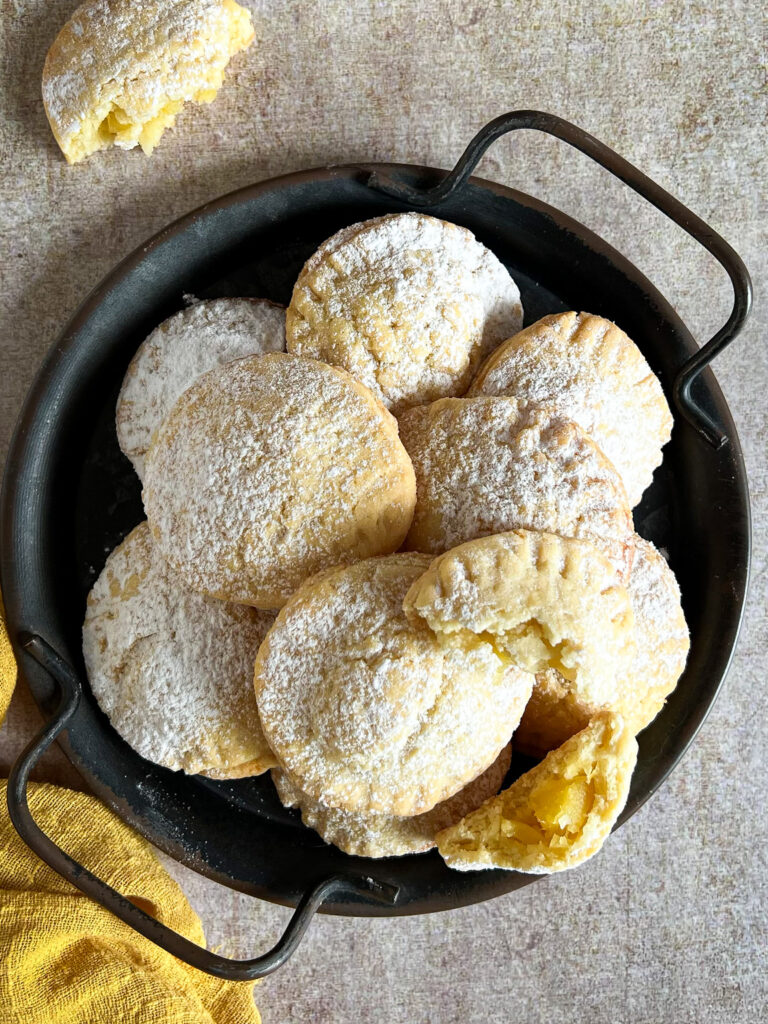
[403,530,635,711]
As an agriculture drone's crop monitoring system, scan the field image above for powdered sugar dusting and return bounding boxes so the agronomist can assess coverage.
[117,298,285,480]
[142,352,416,608]
[254,555,533,816]
[287,213,523,413]
[399,396,633,578]
[43,0,253,158]
[621,537,689,725]
[469,312,673,506]
[82,522,276,776]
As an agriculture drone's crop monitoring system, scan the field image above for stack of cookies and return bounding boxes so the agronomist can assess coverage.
[83,213,690,876]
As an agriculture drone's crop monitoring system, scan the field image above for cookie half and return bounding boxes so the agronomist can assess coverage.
[43,0,254,163]
[437,714,638,873]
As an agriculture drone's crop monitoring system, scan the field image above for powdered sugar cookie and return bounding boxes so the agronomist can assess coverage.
[271,744,512,858]
[143,352,417,609]
[43,0,254,164]
[82,522,276,778]
[514,537,690,756]
[469,312,673,506]
[404,530,635,710]
[620,538,690,729]
[286,213,523,414]
[437,713,637,873]
[117,298,285,480]
[399,396,634,579]
[254,554,533,816]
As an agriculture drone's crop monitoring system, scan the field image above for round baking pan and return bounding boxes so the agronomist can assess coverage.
[1,112,752,977]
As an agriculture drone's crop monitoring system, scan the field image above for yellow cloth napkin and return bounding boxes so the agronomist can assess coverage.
[0,595,17,725]
[0,607,261,1024]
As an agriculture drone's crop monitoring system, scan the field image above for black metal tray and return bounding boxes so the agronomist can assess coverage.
[0,112,752,978]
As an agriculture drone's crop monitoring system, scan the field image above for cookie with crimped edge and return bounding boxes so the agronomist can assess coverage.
[143,352,416,609]
[399,396,634,580]
[43,0,254,164]
[514,536,690,756]
[468,311,673,507]
[271,744,512,858]
[436,713,637,873]
[82,522,276,778]
[254,554,533,816]
[286,213,523,414]
[117,298,285,481]
[403,530,635,711]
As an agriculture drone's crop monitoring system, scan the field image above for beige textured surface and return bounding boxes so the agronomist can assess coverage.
[0,1,765,1021]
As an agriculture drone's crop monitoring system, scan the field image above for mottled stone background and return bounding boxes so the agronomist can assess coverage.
[0,2,765,1021]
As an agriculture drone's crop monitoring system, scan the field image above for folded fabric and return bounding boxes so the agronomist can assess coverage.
[0,595,16,725]
[0,606,261,1024]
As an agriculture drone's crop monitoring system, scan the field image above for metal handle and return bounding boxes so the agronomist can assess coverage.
[6,634,398,980]
[369,109,753,448]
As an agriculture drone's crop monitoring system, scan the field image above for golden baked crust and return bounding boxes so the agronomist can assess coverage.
[399,396,634,579]
[468,311,673,506]
[82,522,276,777]
[620,538,690,730]
[202,758,273,781]
[271,744,512,858]
[436,714,638,873]
[286,213,523,414]
[403,530,635,710]
[254,555,533,816]
[116,298,285,480]
[142,352,417,609]
[514,536,690,756]
[43,0,254,164]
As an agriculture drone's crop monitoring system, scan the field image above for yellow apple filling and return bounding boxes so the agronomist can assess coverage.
[471,618,577,680]
[528,774,593,833]
[96,100,185,155]
[498,773,594,846]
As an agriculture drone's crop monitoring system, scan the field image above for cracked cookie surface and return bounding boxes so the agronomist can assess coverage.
[286,213,522,414]
[513,536,690,755]
[404,530,635,710]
